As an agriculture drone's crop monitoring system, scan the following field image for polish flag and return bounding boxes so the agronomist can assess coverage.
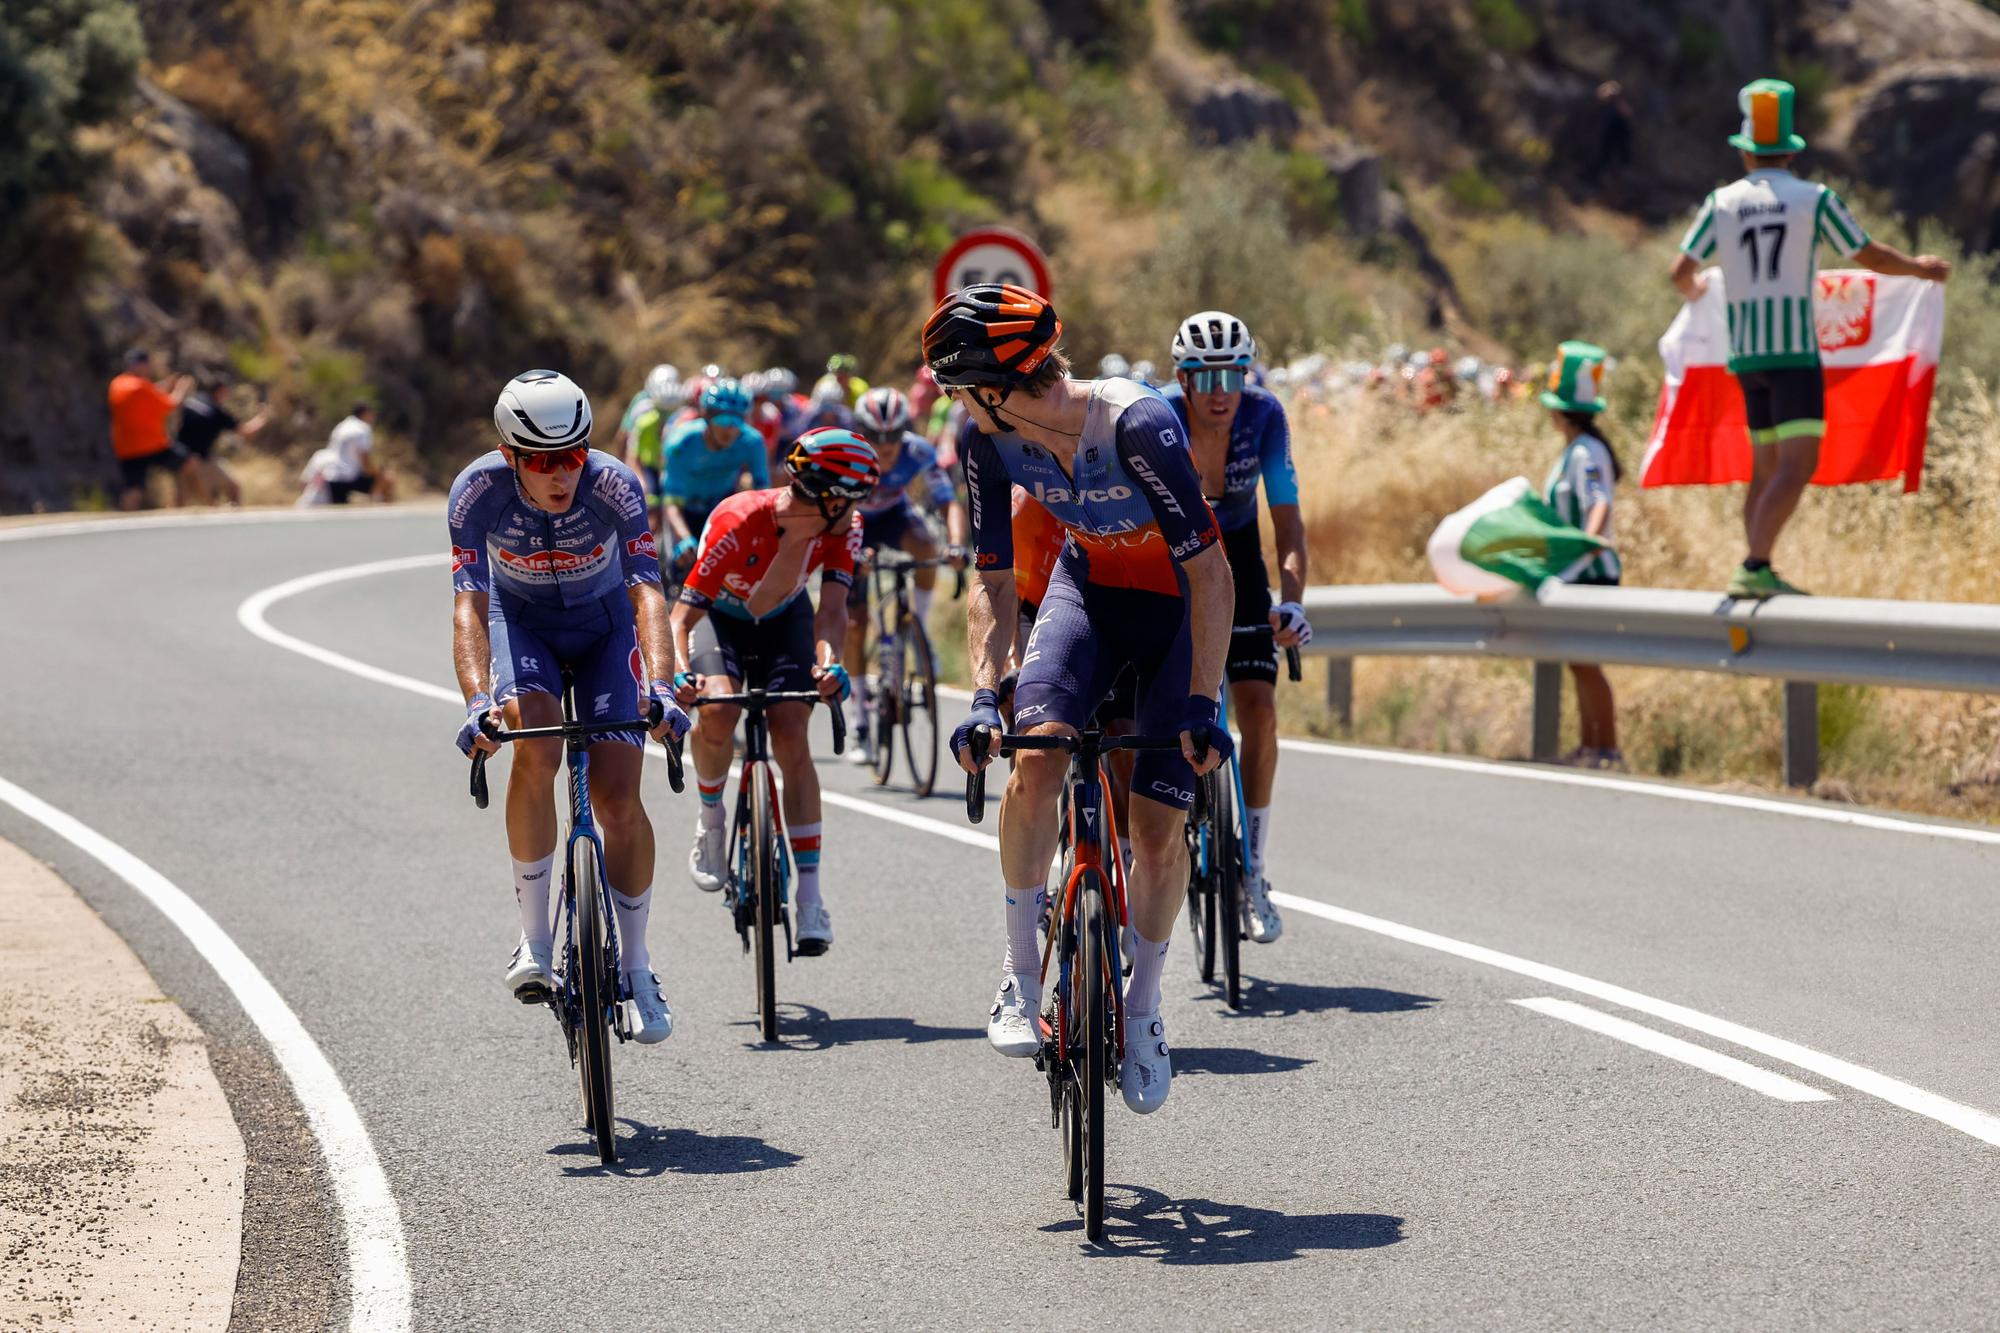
[1641,269,1944,492]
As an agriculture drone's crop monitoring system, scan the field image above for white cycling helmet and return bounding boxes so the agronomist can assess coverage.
[1099,353,1131,379]
[644,363,680,406]
[1130,359,1156,385]
[1172,310,1256,370]
[855,385,913,434]
[493,369,593,452]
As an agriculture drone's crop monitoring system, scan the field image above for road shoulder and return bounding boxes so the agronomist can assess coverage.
[0,836,245,1329]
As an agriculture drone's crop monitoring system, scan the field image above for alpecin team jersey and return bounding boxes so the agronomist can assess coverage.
[960,378,1219,598]
[1157,382,1300,534]
[856,432,954,518]
[1679,168,1870,374]
[447,450,662,608]
[678,488,861,621]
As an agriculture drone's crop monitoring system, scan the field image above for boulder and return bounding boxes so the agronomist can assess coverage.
[1184,77,1301,146]
[1319,142,1385,235]
[135,80,253,207]
[1844,62,2000,252]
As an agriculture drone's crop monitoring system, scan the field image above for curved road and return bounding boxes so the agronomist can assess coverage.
[6,508,1999,1328]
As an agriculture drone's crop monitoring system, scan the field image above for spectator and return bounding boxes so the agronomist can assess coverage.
[1582,81,1635,189]
[323,402,394,504]
[108,348,195,511]
[177,372,269,507]
[1539,340,1624,770]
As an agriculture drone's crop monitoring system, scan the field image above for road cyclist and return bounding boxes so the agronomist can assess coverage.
[450,369,693,1047]
[613,362,678,459]
[842,386,970,769]
[659,376,769,588]
[670,427,881,959]
[623,364,685,537]
[1160,310,1311,944]
[926,282,1234,1119]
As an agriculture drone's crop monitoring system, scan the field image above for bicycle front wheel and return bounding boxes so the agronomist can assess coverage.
[1078,875,1109,1242]
[751,763,780,1043]
[1211,771,1242,1010]
[1185,808,1217,983]
[869,633,897,787]
[574,848,618,1163]
[901,619,939,798]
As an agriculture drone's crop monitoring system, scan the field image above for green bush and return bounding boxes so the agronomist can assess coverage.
[0,0,144,218]
[1444,166,1507,214]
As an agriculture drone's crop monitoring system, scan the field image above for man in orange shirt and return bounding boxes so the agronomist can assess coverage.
[109,349,195,510]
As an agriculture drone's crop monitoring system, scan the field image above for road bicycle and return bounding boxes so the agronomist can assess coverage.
[966,725,1188,1244]
[1184,647,1300,1011]
[692,686,845,1043]
[469,667,684,1164]
[859,548,962,797]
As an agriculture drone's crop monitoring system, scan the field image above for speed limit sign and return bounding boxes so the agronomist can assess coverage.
[933,227,1052,305]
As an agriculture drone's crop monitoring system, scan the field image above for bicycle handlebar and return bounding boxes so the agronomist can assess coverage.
[469,707,686,809]
[692,688,847,755]
[963,727,1193,825]
[1285,645,1302,682]
[868,548,968,599]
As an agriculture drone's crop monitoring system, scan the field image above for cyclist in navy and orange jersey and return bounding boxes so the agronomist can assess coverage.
[925,283,1235,1117]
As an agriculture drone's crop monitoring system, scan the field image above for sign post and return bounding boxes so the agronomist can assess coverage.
[933,227,1052,305]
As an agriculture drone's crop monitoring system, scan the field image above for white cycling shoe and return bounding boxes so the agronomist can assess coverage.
[846,732,875,766]
[795,901,833,956]
[988,972,1040,1058]
[624,969,673,1044]
[688,821,727,893]
[503,936,554,1003]
[1242,877,1284,944]
[1120,1011,1172,1114]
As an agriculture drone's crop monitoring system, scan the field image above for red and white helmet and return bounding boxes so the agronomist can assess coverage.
[855,385,914,435]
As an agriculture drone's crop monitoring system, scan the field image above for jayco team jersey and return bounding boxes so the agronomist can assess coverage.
[1157,382,1300,533]
[1679,168,1870,374]
[447,451,662,608]
[857,432,954,517]
[960,378,1219,598]
[661,418,769,510]
[1541,433,1621,583]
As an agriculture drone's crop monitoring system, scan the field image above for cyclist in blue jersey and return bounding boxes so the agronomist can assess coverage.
[925,284,1235,1117]
[1160,311,1311,944]
[660,377,769,581]
[449,370,693,1044]
[841,385,970,763]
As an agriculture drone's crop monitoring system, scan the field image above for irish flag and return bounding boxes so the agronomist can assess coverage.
[1641,269,1944,492]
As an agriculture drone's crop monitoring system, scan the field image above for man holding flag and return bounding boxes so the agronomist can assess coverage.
[1667,78,1950,598]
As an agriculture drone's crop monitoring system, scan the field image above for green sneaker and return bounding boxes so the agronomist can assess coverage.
[1727,565,1808,599]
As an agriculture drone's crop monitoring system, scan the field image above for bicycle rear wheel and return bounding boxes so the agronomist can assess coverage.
[869,631,897,786]
[1078,875,1109,1242]
[900,619,939,798]
[574,848,617,1163]
[1185,802,1218,983]
[1211,771,1242,1010]
[751,763,780,1043]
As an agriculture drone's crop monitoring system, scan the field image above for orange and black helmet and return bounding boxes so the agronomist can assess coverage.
[921,283,1062,390]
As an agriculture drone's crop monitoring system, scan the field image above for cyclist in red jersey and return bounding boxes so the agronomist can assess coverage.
[669,428,880,955]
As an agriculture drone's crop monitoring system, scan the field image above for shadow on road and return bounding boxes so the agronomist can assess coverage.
[1042,1184,1403,1262]
[550,1120,803,1178]
[732,1003,983,1051]
[1170,1046,1316,1077]
[1217,979,1440,1021]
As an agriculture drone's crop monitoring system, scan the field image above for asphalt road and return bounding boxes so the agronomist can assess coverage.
[6,508,2000,1329]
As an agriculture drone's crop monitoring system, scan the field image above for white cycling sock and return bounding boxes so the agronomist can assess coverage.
[1003,881,1045,978]
[613,885,652,973]
[844,684,867,731]
[913,584,934,628]
[1244,805,1271,882]
[790,822,823,910]
[512,852,556,949]
[1124,927,1169,1019]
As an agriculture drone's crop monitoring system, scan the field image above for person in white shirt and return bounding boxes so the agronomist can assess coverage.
[325,403,394,504]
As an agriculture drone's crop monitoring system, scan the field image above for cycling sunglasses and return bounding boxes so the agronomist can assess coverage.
[1184,368,1246,394]
[707,412,746,431]
[509,444,589,474]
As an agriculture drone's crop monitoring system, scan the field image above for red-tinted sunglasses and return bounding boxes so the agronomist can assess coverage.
[508,444,589,474]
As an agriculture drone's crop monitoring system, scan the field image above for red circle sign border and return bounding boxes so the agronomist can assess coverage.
[933,227,1052,305]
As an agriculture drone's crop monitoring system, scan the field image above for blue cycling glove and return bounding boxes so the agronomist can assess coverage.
[672,534,699,563]
[950,688,1004,766]
[819,662,851,703]
[1181,695,1234,766]
[648,679,692,741]
[456,692,497,757]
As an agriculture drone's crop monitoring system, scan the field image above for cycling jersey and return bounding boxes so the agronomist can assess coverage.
[661,418,770,511]
[960,379,1218,597]
[1011,487,1066,610]
[447,450,662,609]
[678,488,860,621]
[857,432,954,518]
[1158,382,1299,534]
[617,388,652,435]
[631,405,668,471]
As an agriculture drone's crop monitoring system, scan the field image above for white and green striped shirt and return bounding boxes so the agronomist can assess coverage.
[1542,434,1620,583]
[1679,169,1870,373]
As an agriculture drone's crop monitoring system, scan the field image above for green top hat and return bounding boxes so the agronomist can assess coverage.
[1728,78,1808,154]
[1539,340,1609,414]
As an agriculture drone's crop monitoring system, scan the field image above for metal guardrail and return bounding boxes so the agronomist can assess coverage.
[1300,584,2000,787]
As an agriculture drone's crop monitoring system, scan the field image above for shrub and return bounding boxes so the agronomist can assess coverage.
[0,0,144,219]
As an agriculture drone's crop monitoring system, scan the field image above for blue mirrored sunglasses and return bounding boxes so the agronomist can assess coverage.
[708,412,745,431]
[1185,368,1245,394]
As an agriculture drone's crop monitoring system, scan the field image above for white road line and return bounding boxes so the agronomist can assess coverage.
[1513,997,1833,1103]
[0,502,437,545]
[238,556,460,704]
[0,776,411,1333]
[242,558,2000,1153]
[1273,890,2000,1146]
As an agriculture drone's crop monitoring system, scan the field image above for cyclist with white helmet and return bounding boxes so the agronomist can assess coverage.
[750,367,807,467]
[841,385,969,764]
[624,364,686,536]
[659,377,769,582]
[615,363,678,455]
[811,353,870,409]
[672,428,881,954]
[450,370,694,1043]
[1098,353,1131,380]
[1160,310,1309,944]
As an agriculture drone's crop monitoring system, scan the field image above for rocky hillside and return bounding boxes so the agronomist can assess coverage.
[4,0,1997,511]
